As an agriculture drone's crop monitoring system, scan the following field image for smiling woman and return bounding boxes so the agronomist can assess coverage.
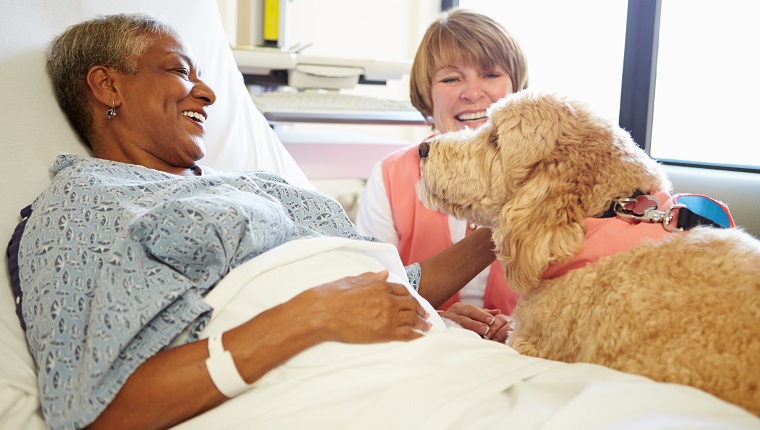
[18,13,434,429]
[357,8,527,321]
[87,34,216,175]
[12,12,514,429]
[46,15,217,177]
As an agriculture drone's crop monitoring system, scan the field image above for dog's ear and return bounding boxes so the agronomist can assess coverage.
[489,92,587,293]
[495,173,586,293]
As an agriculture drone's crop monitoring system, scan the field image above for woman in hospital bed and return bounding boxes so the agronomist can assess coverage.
[8,12,759,430]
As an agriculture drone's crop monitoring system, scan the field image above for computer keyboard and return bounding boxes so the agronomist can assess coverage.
[250,91,427,125]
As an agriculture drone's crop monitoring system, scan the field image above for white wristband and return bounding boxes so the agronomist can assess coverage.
[205,333,251,398]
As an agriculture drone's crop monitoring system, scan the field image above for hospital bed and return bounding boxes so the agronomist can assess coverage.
[1,1,758,429]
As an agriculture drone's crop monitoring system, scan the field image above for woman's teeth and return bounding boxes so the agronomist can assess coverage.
[456,111,487,121]
[181,111,205,123]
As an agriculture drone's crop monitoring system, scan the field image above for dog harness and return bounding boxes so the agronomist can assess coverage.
[543,191,735,279]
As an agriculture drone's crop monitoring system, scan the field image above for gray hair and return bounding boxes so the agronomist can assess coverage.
[46,13,178,147]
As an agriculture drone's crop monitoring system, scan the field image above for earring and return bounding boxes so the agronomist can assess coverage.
[106,101,117,119]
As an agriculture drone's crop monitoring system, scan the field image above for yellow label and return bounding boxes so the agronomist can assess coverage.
[263,0,279,42]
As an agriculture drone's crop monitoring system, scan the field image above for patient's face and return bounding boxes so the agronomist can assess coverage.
[112,33,217,172]
[430,63,512,134]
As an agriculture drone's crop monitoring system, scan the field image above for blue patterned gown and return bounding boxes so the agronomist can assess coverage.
[16,154,421,429]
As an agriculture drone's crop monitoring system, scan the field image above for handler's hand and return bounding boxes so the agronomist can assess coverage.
[438,303,512,343]
[294,271,431,344]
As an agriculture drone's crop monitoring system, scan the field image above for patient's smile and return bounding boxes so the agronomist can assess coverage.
[181,110,206,123]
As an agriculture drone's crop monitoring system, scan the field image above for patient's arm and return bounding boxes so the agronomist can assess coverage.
[86,271,429,430]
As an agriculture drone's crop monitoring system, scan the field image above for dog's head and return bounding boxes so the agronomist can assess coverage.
[417,90,671,293]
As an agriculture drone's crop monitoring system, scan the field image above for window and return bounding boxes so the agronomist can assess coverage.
[458,0,760,170]
[456,0,628,127]
[651,0,760,168]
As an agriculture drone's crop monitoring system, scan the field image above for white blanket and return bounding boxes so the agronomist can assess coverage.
[174,238,760,430]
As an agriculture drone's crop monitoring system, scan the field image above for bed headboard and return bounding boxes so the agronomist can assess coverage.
[0,2,310,426]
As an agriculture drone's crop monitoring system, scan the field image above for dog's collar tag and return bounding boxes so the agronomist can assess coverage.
[614,192,679,229]
[622,194,660,216]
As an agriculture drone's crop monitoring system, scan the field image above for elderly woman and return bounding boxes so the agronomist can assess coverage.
[11,13,507,430]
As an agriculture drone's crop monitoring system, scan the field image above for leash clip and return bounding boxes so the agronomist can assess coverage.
[613,194,659,222]
[614,194,685,232]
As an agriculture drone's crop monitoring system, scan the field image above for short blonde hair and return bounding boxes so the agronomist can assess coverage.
[410,8,529,122]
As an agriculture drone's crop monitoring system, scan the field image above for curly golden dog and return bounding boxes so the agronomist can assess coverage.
[417,90,760,415]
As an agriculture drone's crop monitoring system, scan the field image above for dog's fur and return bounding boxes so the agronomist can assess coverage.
[417,90,760,415]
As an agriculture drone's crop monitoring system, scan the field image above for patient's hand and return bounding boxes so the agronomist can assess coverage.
[293,270,431,343]
[438,303,512,343]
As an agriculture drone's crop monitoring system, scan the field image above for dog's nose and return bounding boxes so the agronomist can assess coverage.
[419,141,430,158]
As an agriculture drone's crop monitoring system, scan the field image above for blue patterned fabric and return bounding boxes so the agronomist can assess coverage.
[16,154,421,429]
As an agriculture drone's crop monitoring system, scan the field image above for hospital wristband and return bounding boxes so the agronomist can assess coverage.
[205,333,251,398]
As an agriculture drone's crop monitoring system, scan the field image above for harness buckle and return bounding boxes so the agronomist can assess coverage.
[663,204,687,232]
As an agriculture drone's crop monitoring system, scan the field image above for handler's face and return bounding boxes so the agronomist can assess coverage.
[116,33,216,170]
[430,63,512,134]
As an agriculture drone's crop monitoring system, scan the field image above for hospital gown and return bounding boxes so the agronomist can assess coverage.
[14,154,421,430]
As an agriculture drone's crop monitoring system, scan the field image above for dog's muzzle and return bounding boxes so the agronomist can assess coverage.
[418,141,430,158]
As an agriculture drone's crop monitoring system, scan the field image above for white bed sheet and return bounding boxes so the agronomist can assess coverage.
[174,237,760,430]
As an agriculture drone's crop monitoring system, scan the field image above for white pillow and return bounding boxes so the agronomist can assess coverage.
[0,1,310,428]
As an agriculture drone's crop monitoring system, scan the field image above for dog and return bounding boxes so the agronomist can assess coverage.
[417,90,760,416]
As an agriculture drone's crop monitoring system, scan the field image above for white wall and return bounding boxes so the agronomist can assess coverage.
[216,0,439,145]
